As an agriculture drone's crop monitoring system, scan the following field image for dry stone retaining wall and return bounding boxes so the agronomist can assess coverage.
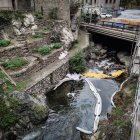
[25,61,69,94]
[9,48,63,80]
[0,32,52,61]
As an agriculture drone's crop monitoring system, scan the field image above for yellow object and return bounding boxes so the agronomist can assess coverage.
[83,70,125,79]
[101,18,140,25]
[111,70,125,77]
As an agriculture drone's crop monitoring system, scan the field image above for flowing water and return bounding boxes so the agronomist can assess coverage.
[23,55,121,140]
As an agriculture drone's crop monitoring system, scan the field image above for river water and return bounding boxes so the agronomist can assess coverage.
[23,55,121,140]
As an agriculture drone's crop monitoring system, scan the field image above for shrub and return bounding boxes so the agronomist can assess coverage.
[0,11,25,24]
[2,58,28,70]
[35,45,52,55]
[69,50,86,73]
[32,32,44,39]
[48,7,58,20]
[0,39,10,47]
[0,112,17,129]
[53,43,62,49]
[0,96,17,129]
[35,12,43,19]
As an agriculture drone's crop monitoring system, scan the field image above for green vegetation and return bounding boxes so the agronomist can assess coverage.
[35,45,52,55]
[82,12,92,22]
[111,107,123,117]
[32,32,44,39]
[0,71,28,93]
[113,120,131,128]
[34,105,48,114]
[0,11,25,23]
[35,43,62,55]
[2,57,28,70]
[69,50,86,73]
[0,39,11,47]
[52,43,62,49]
[35,12,44,19]
[0,96,17,129]
[48,7,58,20]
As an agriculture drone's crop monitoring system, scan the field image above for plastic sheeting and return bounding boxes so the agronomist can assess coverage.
[83,70,125,79]
[85,79,102,133]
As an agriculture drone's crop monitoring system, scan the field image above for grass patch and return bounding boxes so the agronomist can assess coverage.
[0,71,28,93]
[35,45,52,55]
[32,32,44,39]
[0,39,11,47]
[35,43,62,55]
[35,12,43,19]
[2,58,28,70]
[111,107,123,117]
[69,50,86,73]
[52,43,62,49]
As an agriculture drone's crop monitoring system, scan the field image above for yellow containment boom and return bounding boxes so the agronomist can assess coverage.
[83,70,125,79]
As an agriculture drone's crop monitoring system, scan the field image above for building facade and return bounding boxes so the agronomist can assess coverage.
[82,0,120,12]
[0,0,13,10]
[0,0,32,10]
[0,0,70,23]
[35,0,70,24]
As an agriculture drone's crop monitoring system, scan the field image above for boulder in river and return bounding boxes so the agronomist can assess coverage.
[117,52,131,67]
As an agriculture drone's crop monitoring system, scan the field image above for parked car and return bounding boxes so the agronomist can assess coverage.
[116,10,122,16]
[100,13,112,18]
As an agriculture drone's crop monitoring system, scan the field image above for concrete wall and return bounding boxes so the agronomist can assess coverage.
[35,0,70,24]
[0,0,13,9]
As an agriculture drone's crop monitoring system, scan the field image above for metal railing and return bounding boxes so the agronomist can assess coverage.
[82,18,140,33]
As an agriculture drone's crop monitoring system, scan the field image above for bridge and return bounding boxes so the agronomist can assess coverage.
[81,22,139,42]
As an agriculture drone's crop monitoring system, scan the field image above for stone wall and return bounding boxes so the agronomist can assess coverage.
[25,61,69,94]
[35,0,70,24]
[0,32,51,61]
[9,48,63,80]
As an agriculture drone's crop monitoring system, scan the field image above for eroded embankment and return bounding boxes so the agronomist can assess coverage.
[95,77,137,140]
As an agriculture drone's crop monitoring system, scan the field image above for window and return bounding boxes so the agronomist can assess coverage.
[106,0,108,4]
[110,0,112,3]
[113,0,116,3]
[86,0,88,3]
[94,0,96,4]
[89,0,92,5]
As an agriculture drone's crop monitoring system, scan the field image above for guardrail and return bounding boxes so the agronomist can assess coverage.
[82,19,140,32]
[100,20,140,32]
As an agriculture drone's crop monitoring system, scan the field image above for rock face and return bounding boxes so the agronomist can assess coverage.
[60,27,74,49]
[88,42,107,60]
[2,91,49,139]
[12,14,38,36]
[117,52,131,67]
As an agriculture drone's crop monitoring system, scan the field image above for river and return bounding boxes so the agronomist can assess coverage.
[22,51,123,140]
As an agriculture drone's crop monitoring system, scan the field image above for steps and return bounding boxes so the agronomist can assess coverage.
[17,35,29,56]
